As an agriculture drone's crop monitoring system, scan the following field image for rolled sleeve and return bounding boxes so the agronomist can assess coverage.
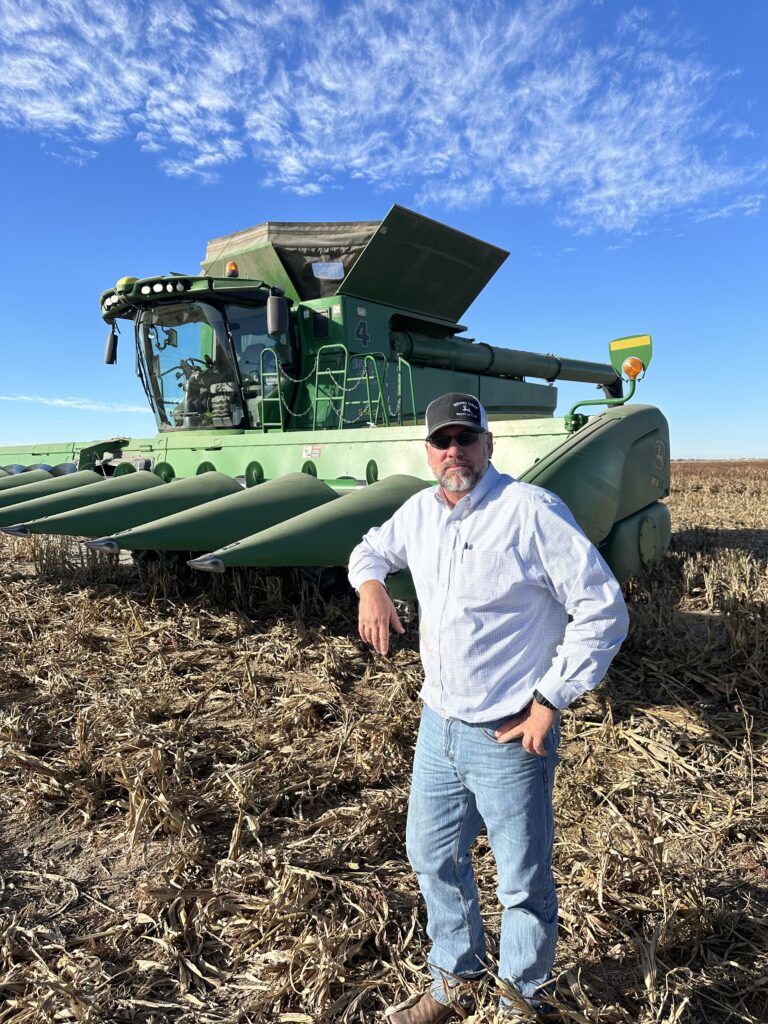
[526,497,629,708]
[347,507,410,591]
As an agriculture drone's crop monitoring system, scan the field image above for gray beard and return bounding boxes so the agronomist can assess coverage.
[438,465,482,492]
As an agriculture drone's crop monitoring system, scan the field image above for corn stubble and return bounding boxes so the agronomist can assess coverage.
[0,462,766,1024]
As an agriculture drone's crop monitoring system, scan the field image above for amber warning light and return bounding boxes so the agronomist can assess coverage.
[622,356,645,380]
[225,261,239,278]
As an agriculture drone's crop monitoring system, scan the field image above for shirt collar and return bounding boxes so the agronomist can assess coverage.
[433,462,502,512]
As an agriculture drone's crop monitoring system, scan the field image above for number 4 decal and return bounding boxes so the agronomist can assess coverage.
[355,320,370,347]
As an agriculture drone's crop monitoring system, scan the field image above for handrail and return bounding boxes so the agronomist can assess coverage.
[312,343,350,429]
[273,344,417,430]
[312,345,398,428]
[397,357,418,426]
[356,353,389,426]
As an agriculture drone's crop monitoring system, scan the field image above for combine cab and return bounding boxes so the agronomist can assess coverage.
[0,206,670,593]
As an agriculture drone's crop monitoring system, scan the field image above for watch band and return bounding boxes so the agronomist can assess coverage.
[533,689,559,712]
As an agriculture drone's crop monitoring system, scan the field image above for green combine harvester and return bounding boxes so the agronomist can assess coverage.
[0,206,670,594]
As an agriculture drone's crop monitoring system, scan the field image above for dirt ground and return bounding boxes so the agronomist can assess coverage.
[0,461,766,1023]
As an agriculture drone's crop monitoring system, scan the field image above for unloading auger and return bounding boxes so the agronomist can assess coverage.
[0,206,670,594]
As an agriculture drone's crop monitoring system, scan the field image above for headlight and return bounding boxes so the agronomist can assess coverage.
[152,283,163,293]
[141,285,151,294]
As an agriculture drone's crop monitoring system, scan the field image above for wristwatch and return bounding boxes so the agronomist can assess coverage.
[533,689,559,712]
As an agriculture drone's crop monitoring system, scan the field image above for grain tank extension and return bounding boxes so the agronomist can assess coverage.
[0,206,671,591]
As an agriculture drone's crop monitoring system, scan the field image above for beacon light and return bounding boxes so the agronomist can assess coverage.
[623,356,644,380]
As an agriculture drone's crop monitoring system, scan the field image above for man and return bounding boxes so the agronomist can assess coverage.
[348,393,629,1023]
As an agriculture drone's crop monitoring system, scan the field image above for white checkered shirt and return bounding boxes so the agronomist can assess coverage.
[348,463,629,721]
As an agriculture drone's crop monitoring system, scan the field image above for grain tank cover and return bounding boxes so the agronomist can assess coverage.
[201,205,508,321]
[202,220,380,303]
[337,205,509,323]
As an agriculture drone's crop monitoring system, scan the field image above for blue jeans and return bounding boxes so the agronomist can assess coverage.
[406,704,560,1008]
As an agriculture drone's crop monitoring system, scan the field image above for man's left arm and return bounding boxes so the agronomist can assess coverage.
[497,495,629,753]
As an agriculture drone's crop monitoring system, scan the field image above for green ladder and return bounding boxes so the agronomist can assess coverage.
[312,345,390,428]
[258,348,284,431]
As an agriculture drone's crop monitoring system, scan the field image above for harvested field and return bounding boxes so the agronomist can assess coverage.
[0,461,766,1024]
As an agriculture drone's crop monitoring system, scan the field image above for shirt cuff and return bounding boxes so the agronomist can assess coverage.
[533,688,561,712]
[348,569,388,592]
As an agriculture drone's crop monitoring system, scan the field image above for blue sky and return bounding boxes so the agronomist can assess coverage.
[0,0,766,458]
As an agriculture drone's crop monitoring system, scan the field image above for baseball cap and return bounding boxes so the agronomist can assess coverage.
[425,393,489,439]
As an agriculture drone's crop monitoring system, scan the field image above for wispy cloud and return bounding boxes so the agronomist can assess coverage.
[0,0,763,231]
[694,194,765,221]
[0,395,149,414]
[42,142,98,166]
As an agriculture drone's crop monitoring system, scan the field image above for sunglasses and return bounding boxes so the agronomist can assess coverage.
[427,430,484,450]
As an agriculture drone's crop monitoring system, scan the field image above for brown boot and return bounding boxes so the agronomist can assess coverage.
[384,990,473,1024]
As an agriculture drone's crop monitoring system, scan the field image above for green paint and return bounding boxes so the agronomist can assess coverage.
[565,379,637,433]
[0,469,53,492]
[1,472,163,531]
[101,473,337,553]
[204,475,430,569]
[19,473,239,537]
[608,334,653,376]
[0,470,103,514]
[1,208,671,583]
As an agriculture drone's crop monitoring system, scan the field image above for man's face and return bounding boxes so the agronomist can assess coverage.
[425,426,494,497]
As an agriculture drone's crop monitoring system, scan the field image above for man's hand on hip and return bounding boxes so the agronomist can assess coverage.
[495,700,558,756]
[357,580,405,655]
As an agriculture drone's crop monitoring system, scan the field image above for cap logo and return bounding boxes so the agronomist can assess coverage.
[425,392,487,439]
[453,400,478,416]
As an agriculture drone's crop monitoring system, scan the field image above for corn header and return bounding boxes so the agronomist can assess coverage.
[0,206,670,593]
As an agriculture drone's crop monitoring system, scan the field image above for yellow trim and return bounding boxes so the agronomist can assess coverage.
[610,335,651,352]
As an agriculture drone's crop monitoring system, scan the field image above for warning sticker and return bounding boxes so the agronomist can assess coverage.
[302,444,322,459]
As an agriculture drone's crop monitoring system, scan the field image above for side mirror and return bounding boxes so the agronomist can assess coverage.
[267,295,289,338]
[104,327,118,364]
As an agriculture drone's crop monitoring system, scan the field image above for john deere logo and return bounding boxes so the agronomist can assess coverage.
[454,401,477,416]
[654,439,667,470]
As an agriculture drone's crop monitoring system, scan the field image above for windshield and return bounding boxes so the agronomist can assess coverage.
[136,301,247,430]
